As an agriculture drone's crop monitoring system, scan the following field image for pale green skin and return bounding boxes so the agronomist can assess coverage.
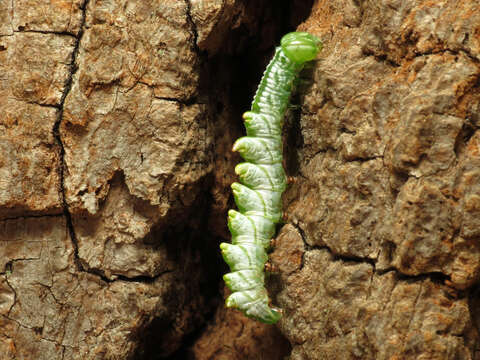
[220,32,322,324]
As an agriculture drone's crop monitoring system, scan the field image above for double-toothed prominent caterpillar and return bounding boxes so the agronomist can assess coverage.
[220,32,322,324]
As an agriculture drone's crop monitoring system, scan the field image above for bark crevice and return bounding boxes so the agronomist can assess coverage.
[52,0,90,275]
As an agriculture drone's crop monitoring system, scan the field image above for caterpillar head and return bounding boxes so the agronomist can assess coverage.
[281,32,322,63]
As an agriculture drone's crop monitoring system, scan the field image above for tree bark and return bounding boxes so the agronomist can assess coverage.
[194,1,480,359]
[0,0,479,359]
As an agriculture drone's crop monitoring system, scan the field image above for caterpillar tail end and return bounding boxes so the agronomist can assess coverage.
[262,307,282,324]
[251,306,282,324]
[225,293,282,324]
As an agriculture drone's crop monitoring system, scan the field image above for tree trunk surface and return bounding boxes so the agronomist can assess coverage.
[0,0,479,359]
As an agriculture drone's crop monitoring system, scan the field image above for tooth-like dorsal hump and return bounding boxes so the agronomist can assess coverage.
[228,210,275,248]
[223,269,265,292]
[235,162,287,192]
[220,243,267,272]
[227,210,254,239]
[231,183,282,222]
[243,112,283,138]
[233,137,282,164]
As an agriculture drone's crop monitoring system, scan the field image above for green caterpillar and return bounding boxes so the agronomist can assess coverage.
[220,32,322,324]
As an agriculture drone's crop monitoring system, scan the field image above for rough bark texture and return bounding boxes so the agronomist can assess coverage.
[0,0,294,358]
[1,0,480,359]
[196,0,480,359]
[276,0,480,359]
[1,1,215,359]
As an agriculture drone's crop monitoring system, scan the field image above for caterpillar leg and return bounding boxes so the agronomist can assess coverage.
[265,261,279,274]
[269,238,276,248]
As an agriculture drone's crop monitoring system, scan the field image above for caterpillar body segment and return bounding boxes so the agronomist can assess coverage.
[243,111,283,138]
[232,136,283,164]
[235,162,287,192]
[223,270,265,292]
[220,32,322,324]
[220,242,268,272]
[231,183,283,222]
[228,210,275,249]
[225,288,281,324]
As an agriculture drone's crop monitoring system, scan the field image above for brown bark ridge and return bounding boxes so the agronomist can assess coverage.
[196,0,480,359]
[1,0,215,359]
[1,0,480,359]
[273,0,480,359]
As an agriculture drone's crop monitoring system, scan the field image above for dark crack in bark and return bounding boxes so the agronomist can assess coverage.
[184,0,200,54]
[290,220,455,289]
[13,29,76,38]
[52,0,89,275]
